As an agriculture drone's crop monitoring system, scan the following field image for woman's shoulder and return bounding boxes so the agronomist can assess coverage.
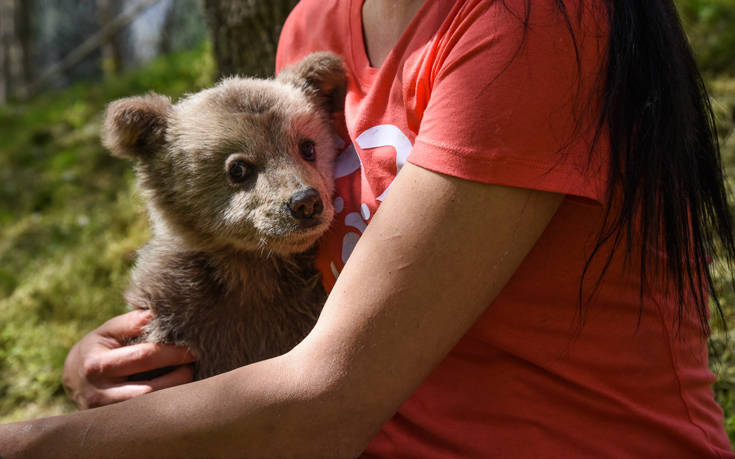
[276,0,352,72]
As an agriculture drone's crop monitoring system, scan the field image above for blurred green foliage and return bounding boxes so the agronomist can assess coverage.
[0,44,214,421]
[677,0,735,73]
[709,76,735,445]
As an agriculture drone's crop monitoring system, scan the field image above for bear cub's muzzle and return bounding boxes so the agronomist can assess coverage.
[288,187,324,227]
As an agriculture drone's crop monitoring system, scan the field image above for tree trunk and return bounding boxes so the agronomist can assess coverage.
[0,0,31,101]
[202,0,298,78]
[97,0,125,76]
[159,0,177,55]
[0,0,9,103]
[14,0,32,93]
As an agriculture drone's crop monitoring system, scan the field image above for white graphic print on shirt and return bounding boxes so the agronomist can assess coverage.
[328,124,414,280]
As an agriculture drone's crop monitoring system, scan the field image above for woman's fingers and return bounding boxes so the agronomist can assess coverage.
[147,364,195,390]
[97,309,152,343]
[89,365,196,408]
[89,342,196,378]
[82,383,155,408]
[63,310,197,409]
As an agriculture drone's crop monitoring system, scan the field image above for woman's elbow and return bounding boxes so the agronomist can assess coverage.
[277,348,382,458]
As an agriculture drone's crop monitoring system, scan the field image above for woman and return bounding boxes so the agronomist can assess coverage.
[3,0,734,456]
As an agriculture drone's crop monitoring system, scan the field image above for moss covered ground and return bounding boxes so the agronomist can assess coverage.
[0,45,214,421]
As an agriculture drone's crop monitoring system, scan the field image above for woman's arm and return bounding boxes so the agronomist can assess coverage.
[2,163,562,458]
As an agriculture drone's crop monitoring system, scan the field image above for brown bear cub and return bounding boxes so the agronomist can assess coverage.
[102,52,346,379]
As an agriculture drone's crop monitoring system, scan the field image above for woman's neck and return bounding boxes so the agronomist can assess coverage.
[361,0,426,68]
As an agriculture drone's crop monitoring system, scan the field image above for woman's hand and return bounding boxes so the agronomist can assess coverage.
[62,310,196,409]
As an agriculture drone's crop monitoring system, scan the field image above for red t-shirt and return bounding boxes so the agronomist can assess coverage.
[276,0,733,456]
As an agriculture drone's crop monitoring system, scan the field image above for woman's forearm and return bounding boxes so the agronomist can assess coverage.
[2,351,365,459]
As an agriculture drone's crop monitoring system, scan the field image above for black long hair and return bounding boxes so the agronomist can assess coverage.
[591,0,734,334]
[513,0,735,334]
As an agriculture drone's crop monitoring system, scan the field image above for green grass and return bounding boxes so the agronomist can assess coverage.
[0,44,214,421]
[708,76,735,444]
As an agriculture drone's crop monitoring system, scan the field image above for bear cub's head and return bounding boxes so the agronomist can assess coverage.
[103,52,346,255]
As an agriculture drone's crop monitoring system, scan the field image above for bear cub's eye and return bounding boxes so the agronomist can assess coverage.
[226,157,252,185]
[299,140,316,162]
[229,161,249,182]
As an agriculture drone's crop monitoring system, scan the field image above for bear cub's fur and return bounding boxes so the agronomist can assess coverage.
[102,52,346,379]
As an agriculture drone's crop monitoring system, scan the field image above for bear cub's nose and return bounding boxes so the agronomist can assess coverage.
[289,187,323,221]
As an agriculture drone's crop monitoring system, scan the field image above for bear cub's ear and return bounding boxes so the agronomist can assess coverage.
[277,52,347,114]
[102,93,171,160]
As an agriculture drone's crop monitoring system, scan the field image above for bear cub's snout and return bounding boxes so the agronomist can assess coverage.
[102,52,347,380]
[289,187,324,222]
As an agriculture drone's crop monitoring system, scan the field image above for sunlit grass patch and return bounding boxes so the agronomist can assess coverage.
[0,44,213,422]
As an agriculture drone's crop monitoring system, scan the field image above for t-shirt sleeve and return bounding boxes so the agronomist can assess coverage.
[408,0,609,203]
